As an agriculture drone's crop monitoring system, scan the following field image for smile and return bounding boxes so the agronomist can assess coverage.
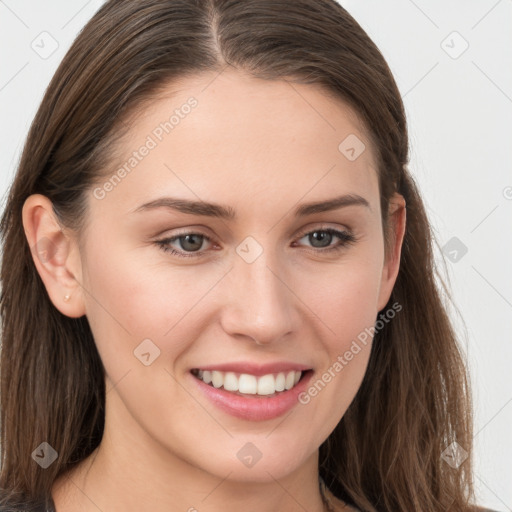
[189,362,314,421]
[191,369,303,396]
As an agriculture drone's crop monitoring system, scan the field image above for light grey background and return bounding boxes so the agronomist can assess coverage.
[1,1,511,510]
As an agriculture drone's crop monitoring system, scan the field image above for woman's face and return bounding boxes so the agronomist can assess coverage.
[62,70,404,481]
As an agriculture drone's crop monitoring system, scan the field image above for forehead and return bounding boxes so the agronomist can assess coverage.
[93,69,380,219]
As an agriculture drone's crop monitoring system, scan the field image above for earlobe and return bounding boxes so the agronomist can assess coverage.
[22,194,86,318]
[377,193,407,312]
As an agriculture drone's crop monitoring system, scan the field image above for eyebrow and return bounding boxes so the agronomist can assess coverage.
[132,193,371,219]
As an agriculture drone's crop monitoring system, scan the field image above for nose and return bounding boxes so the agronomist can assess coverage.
[219,251,296,346]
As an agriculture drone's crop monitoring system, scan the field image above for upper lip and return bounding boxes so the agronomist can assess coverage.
[191,361,312,376]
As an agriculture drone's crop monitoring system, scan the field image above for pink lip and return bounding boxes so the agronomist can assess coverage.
[192,361,311,376]
[189,368,314,422]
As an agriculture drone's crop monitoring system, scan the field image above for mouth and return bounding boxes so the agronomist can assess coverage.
[190,368,312,397]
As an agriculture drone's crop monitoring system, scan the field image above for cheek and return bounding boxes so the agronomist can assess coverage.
[296,255,383,343]
[291,255,382,422]
[80,242,226,375]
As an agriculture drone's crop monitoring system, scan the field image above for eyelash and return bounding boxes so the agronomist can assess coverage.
[155,227,357,259]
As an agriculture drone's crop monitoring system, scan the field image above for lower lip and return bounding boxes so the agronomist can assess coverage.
[190,370,314,421]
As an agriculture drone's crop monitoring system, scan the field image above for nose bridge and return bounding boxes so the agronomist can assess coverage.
[220,241,295,344]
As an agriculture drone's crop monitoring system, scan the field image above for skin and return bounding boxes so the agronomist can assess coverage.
[23,69,406,512]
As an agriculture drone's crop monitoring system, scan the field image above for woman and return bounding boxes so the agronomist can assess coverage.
[0,1,497,511]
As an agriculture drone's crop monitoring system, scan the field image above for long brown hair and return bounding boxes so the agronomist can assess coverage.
[0,1,475,510]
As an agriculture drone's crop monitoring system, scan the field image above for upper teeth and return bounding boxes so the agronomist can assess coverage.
[195,370,302,395]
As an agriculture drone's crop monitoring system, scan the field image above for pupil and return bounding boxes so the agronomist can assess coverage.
[310,231,332,248]
[180,234,203,251]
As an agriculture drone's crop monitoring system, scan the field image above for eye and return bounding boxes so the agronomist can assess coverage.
[155,226,357,259]
[155,232,213,258]
[292,227,357,253]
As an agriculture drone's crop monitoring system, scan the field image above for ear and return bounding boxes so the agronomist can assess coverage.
[377,192,406,312]
[22,194,86,318]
